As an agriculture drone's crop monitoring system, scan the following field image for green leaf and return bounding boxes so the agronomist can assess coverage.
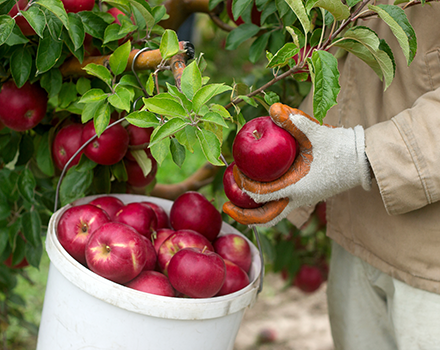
[76,77,92,95]
[45,9,63,41]
[225,23,260,51]
[175,125,197,153]
[368,4,416,65]
[200,111,229,128]
[284,0,310,33]
[67,12,85,51]
[93,103,111,137]
[180,61,202,101]
[231,0,253,20]
[305,0,350,21]
[16,134,34,166]
[35,0,68,28]
[0,15,15,45]
[17,168,36,204]
[103,23,125,44]
[125,110,160,128]
[342,26,395,90]
[81,99,106,123]
[59,168,93,207]
[149,137,169,165]
[58,82,77,109]
[166,83,193,112]
[109,40,131,76]
[150,118,189,146]
[346,0,362,6]
[108,85,132,112]
[40,68,63,98]
[159,29,180,61]
[36,29,63,74]
[79,88,107,103]
[309,50,340,123]
[21,210,41,248]
[62,26,84,63]
[25,239,43,268]
[249,32,270,64]
[266,42,299,68]
[0,192,11,221]
[210,104,232,121]
[35,132,55,176]
[126,0,155,30]
[83,63,113,88]
[192,84,232,113]
[111,161,127,182]
[10,47,32,88]
[20,6,46,38]
[195,129,224,166]
[77,11,108,39]
[170,138,185,167]
[143,95,188,119]
[5,23,29,46]
[145,73,155,95]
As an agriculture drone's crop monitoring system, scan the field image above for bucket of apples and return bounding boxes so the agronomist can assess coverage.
[37,192,262,350]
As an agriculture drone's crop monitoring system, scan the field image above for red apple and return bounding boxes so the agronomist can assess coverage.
[125,124,154,161]
[141,202,170,229]
[8,0,36,36]
[114,202,158,239]
[152,228,175,254]
[125,270,175,297]
[169,191,222,242]
[294,265,324,293]
[139,235,157,271]
[124,153,158,187]
[81,119,129,165]
[216,259,249,296]
[4,255,29,269]
[62,0,95,13]
[226,0,261,26]
[88,196,125,220]
[213,233,252,273]
[157,229,214,274]
[0,81,47,132]
[57,204,110,265]
[232,116,297,182]
[223,161,263,209]
[107,7,126,25]
[167,247,226,298]
[52,123,84,171]
[85,222,148,284]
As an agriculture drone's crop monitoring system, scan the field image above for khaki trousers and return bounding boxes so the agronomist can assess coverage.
[327,242,440,350]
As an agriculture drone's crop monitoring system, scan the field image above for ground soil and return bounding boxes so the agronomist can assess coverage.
[234,273,334,350]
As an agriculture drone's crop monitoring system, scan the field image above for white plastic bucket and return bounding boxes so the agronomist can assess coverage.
[37,194,262,350]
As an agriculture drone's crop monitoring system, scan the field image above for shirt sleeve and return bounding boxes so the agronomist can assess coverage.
[365,86,440,215]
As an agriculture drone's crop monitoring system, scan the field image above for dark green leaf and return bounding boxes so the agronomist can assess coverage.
[36,29,63,74]
[93,165,111,194]
[43,8,63,41]
[17,168,36,203]
[81,99,106,123]
[40,68,63,98]
[170,137,185,167]
[16,133,34,166]
[305,0,350,21]
[231,0,253,21]
[25,240,43,268]
[59,167,93,207]
[0,191,11,221]
[5,23,29,45]
[225,23,260,51]
[22,210,41,247]
[58,82,78,109]
[35,132,55,176]
[111,160,127,182]
[76,77,91,95]
[266,42,299,68]
[126,0,155,30]
[67,12,85,51]
[21,6,46,37]
[77,11,108,39]
[175,125,197,153]
[0,15,15,45]
[249,32,270,63]
[10,46,32,88]
[284,0,310,33]
[35,0,68,28]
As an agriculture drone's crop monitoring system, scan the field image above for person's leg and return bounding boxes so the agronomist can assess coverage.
[388,278,440,350]
[326,242,397,350]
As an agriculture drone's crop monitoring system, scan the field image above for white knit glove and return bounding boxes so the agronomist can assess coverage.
[223,103,372,227]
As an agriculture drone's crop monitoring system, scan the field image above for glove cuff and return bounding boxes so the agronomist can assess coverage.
[354,125,372,191]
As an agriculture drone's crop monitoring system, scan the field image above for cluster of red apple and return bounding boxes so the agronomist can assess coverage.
[223,116,298,209]
[52,118,157,188]
[56,192,253,298]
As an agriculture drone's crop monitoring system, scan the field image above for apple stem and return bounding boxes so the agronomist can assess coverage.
[201,246,208,254]
[252,129,261,140]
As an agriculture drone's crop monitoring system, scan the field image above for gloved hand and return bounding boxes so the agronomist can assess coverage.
[223,103,372,227]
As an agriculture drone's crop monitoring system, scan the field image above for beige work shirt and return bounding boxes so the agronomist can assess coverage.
[288,1,440,293]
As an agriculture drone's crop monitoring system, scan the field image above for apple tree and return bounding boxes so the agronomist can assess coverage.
[0,0,424,340]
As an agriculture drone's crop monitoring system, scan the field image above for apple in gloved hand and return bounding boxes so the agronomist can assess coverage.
[232,116,297,182]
